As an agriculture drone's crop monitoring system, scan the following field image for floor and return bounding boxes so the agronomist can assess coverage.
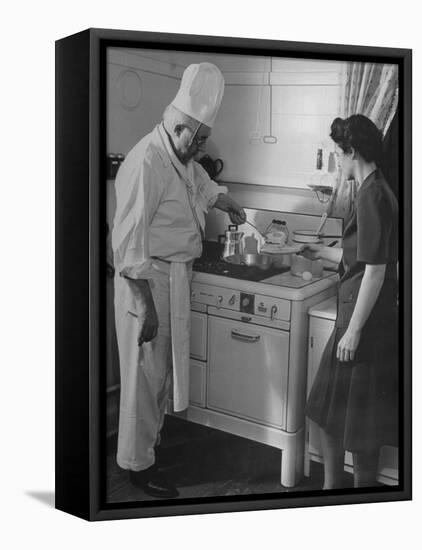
[106,415,354,503]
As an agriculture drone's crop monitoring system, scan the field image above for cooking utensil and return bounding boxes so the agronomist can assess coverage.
[224,253,273,270]
[315,212,328,235]
[243,219,267,240]
[219,225,244,258]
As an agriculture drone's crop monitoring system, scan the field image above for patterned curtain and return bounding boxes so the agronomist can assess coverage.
[326,62,399,221]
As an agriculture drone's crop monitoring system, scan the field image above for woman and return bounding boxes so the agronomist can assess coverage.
[303,114,399,489]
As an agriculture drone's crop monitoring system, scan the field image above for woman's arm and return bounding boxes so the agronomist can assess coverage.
[337,264,386,362]
[301,243,343,265]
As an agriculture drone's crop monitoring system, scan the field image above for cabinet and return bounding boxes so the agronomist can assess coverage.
[188,308,207,408]
[190,310,208,361]
[189,359,206,407]
[305,297,399,486]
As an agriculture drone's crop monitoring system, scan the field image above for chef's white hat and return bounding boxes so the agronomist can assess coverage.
[171,63,225,128]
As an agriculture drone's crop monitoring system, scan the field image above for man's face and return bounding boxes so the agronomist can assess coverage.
[173,123,212,164]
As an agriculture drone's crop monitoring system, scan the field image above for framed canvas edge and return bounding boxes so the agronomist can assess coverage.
[55,27,412,522]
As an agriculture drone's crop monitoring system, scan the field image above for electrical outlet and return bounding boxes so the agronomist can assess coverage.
[249,131,261,145]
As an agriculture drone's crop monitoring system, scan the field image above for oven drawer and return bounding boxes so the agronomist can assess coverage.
[190,310,207,361]
[189,359,206,408]
[207,316,289,429]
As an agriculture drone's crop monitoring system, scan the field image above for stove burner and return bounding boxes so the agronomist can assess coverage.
[194,242,289,282]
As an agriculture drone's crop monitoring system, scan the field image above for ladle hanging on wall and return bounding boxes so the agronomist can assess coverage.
[263,57,278,144]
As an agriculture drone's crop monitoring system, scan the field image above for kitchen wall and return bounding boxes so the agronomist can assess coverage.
[107,48,343,218]
[107,49,180,155]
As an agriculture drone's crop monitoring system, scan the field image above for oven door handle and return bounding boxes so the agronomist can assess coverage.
[230,329,261,343]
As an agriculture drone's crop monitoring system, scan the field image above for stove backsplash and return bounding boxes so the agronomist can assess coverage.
[205,207,343,244]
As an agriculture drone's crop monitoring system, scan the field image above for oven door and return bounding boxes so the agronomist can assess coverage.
[207,314,289,429]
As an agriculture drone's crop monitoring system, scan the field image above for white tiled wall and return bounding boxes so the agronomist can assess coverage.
[211,76,341,186]
[107,50,179,156]
[107,49,343,218]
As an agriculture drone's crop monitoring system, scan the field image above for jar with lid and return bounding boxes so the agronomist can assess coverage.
[264,219,289,246]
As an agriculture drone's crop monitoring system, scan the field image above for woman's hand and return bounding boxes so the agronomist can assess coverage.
[300,244,324,260]
[336,327,361,363]
[301,243,343,264]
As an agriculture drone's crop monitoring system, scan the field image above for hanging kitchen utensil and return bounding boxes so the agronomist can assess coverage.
[263,57,277,144]
[249,75,266,145]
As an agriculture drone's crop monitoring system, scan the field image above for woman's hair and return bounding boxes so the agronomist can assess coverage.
[330,114,383,164]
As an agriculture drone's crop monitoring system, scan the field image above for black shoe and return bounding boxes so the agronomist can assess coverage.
[129,465,179,499]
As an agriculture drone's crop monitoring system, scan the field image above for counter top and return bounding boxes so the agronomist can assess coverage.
[308,296,337,320]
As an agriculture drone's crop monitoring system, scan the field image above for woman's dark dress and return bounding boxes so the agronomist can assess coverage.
[306,169,399,452]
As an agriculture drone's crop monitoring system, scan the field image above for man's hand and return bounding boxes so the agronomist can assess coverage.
[228,207,247,226]
[137,304,159,346]
[124,277,160,346]
[213,193,246,226]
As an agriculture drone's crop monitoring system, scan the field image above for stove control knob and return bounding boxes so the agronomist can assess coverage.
[242,296,250,308]
[270,305,278,321]
[216,295,223,308]
[191,290,196,300]
[228,295,236,306]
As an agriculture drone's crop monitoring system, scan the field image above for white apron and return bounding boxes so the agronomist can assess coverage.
[114,259,192,471]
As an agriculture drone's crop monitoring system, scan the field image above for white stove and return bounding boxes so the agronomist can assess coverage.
[171,246,338,488]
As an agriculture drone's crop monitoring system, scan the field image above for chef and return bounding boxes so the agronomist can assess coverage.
[112,62,246,498]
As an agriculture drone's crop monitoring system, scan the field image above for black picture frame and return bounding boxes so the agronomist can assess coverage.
[55,28,412,521]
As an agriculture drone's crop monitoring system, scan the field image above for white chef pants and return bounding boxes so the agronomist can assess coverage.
[114,267,173,472]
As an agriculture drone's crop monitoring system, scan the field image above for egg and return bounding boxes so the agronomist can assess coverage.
[302,271,313,281]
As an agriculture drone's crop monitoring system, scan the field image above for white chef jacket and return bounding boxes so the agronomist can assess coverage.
[112,123,227,411]
[112,123,226,280]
